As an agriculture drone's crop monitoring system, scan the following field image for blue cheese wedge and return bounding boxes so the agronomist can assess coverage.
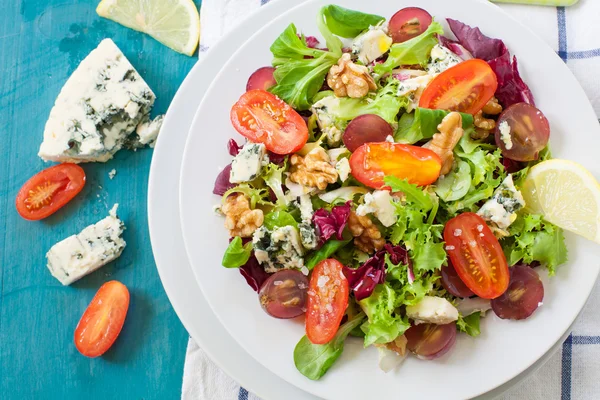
[132,114,164,148]
[426,44,462,75]
[230,142,267,183]
[477,175,526,232]
[351,26,392,65]
[311,96,346,146]
[46,204,126,285]
[39,39,156,163]
[252,225,305,273]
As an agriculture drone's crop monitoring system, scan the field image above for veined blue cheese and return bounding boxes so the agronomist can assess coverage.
[46,204,126,285]
[133,114,164,148]
[252,226,305,273]
[311,96,346,146]
[426,44,462,75]
[351,26,392,65]
[230,142,267,183]
[396,74,434,112]
[477,175,526,231]
[39,39,156,163]
[356,190,397,227]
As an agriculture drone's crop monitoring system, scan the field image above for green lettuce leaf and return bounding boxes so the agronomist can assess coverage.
[322,5,385,38]
[457,312,481,337]
[263,161,289,208]
[264,210,298,230]
[434,159,472,202]
[305,238,352,269]
[395,108,474,144]
[221,237,252,268]
[374,21,444,76]
[222,184,272,209]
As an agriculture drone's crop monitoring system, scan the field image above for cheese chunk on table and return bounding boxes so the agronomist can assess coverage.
[38,38,156,163]
[46,204,126,285]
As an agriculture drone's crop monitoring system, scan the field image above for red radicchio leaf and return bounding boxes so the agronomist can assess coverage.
[437,35,473,60]
[267,151,287,165]
[446,19,507,61]
[312,201,352,245]
[213,164,235,196]
[502,157,525,173]
[228,139,242,156]
[239,255,271,292]
[343,244,411,301]
[304,36,320,48]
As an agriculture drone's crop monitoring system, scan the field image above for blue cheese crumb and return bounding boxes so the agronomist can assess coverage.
[230,142,267,183]
[499,121,513,150]
[252,226,305,273]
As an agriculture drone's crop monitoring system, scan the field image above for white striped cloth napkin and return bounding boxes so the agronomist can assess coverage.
[183,1,600,399]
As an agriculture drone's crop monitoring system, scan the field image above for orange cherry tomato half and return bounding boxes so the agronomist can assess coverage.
[74,281,130,358]
[349,142,442,189]
[419,59,498,115]
[230,89,308,155]
[443,213,510,299]
[15,163,86,221]
[306,259,349,345]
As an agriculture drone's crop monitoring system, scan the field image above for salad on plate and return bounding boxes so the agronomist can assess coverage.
[212,4,600,380]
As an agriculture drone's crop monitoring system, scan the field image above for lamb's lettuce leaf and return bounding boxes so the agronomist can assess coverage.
[395,108,474,144]
[321,5,385,38]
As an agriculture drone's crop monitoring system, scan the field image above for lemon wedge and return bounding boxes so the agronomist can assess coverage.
[97,0,200,56]
[521,159,600,243]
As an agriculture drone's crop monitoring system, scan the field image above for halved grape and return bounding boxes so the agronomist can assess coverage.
[388,7,432,44]
[441,260,474,298]
[405,322,457,360]
[246,67,277,92]
[491,265,544,320]
[343,114,393,152]
[258,270,309,319]
[495,103,550,162]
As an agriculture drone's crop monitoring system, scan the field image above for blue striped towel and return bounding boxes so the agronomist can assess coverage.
[184,1,600,399]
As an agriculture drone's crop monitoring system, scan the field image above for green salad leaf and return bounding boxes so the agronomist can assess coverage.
[305,237,352,269]
[395,108,474,144]
[457,312,481,337]
[264,210,298,230]
[434,159,472,202]
[322,5,385,38]
[293,312,366,380]
[221,237,252,268]
[359,283,411,346]
[501,213,568,275]
[222,184,271,208]
[263,161,289,208]
[374,22,444,76]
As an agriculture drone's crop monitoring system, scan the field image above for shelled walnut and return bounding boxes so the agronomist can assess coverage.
[222,193,264,237]
[423,112,464,175]
[348,211,385,254]
[472,97,503,140]
[327,53,377,98]
[289,148,338,190]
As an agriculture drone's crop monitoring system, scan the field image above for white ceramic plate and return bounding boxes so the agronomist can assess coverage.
[179,0,600,399]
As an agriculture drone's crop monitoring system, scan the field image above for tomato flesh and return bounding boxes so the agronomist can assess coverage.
[230,89,308,155]
[306,259,349,345]
[349,142,442,189]
[74,281,130,358]
[443,213,509,299]
[419,59,498,115]
[16,163,86,220]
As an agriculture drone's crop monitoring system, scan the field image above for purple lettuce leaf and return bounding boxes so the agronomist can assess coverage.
[312,201,352,245]
[446,19,507,61]
[213,164,235,196]
[488,53,535,107]
[228,139,242,156]
[502,156,526,174]
[239,255,271,292]
[343,244,410,301]
[267,151,287,165]
[437,35,473,60]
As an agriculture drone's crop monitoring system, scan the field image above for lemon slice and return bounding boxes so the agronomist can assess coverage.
[521,159,600,243]
[97,0,200,56]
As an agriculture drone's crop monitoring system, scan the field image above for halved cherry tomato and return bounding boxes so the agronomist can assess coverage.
[388,7,433,43]
[230,90,308,155]
[306,259,349,345]
[443,213,509,299]
[419,59,498,115]
[74,281,130,358]
[16,163,86,221]
[349,142,442,189]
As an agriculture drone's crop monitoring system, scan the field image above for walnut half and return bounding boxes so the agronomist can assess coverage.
[327,53,377,98]
[222,194,264,238]
[348,211,385,254]
[472,97,503,140]
[289,148,338,190]
[423,112,464,176]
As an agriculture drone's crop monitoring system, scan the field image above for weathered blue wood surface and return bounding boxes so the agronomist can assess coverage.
[0,1,201,398]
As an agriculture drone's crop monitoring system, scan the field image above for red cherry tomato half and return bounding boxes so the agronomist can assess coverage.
[349,142,442,189]
[15,163,86,221]
[342,114,393,152]
[74,281,130,358]
[419,59,498,115]
[306,259,349,345]
[259,269,309,319]
[246,67,277,92]
[388,7,433,43]
[443,213,510,299]
[230,90,308,155]
[495,103,550,162]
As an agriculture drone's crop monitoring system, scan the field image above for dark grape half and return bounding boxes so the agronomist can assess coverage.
[258,269,309,319]
[491,265,544,320]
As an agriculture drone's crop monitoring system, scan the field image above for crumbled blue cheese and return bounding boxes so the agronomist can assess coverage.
[477,175,526,231]
[356,190,397,227]
[311,96,346,146]
[406,296,459,325]
[396,74,434,112]
[498,121,513,150]
[326,147,350,162]
[299,222,318,250]
[426,44,462,75]
[335,158,351,182]
[252,226,305,273]
[133,114,164,148]
[230,142,267,183]
[296,194,314,222]
[351,26,392,65]
[39,39,155,163]
[46,204,126,285]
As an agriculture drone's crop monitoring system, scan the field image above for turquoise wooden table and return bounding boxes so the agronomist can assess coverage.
[0,1,201,398]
